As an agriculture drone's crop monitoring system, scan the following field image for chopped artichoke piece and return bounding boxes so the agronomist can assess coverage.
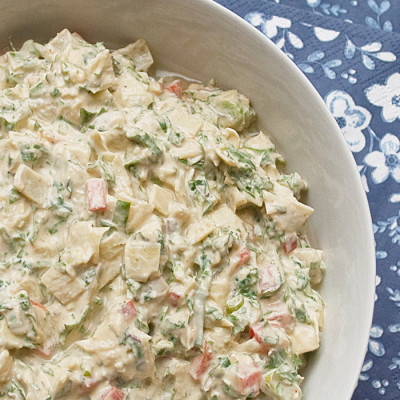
[13,164,52,208]
[41,264,85,304]
[124,239,161,282]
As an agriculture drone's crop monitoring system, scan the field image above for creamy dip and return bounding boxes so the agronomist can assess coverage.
[0,30,325,400]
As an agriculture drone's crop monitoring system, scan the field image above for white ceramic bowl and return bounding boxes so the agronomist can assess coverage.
[0,0,376,398]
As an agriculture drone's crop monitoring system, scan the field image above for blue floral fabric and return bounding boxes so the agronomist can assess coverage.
[265,0,400,33]
[215,0,400,398]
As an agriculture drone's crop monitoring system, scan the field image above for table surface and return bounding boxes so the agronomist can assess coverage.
[215,1,400,399]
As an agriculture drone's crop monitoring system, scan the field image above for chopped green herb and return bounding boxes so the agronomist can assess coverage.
[228,167,273,198]
[29,82,43,98]
[80,108,96,125]
[168,130,184,145]
[21,144,41,163]
[98,158,115,184]
[66,179,73,198]
[58,115,79,130]
[60,305,90,345]
[4,120,15,132]
[220,357,231,368]
[127,128,162,161]
[235,269,258,299]
[189,179,218,214]
[226,147,255,170]
[18,291,31,311]
[50,196,72,219]
[82,267,96,287]
[150,176,164,186]
[178,158,188,166]
[9,188,21,204]
[50,88,60,97]
[94,296,102,305]
[157,230,165,255]
[113,200,131,228]
[158,119,167,132]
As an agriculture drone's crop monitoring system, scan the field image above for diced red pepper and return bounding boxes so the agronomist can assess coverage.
[249,322,268,349]
[238,247,250,266]
[85,178,107,211]
[234,361,262,397]
[164,80,183,98]
[251,304,292,338]
[265,300,293,329]
[249,323,260,341]
[72,32,85,40]
[41,131,56,144]
[249,318,290,352]
[282,234,297,255]
[32,337,56,359]
[167,291,181,307]
[101,386,126,400]
[189,342,213,381]
[32,346,53,360]
[259,266,282,297]
[30,299,47,312]
[79,379,100,395]
[119,301,137,320]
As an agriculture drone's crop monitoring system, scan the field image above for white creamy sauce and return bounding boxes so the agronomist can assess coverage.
[0,30,325,400]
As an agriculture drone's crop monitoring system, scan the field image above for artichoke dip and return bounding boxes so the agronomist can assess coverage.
[0,30,325,400]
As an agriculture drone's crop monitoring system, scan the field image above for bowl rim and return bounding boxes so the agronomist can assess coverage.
[204,0,376,396]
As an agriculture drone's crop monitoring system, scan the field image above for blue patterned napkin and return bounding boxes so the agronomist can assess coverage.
[215,1,400,398]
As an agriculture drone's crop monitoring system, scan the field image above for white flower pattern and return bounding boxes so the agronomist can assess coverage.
[262,16,291,38]
[365,73,400,123]
[325,90,371,152]
[365,134,400,183]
